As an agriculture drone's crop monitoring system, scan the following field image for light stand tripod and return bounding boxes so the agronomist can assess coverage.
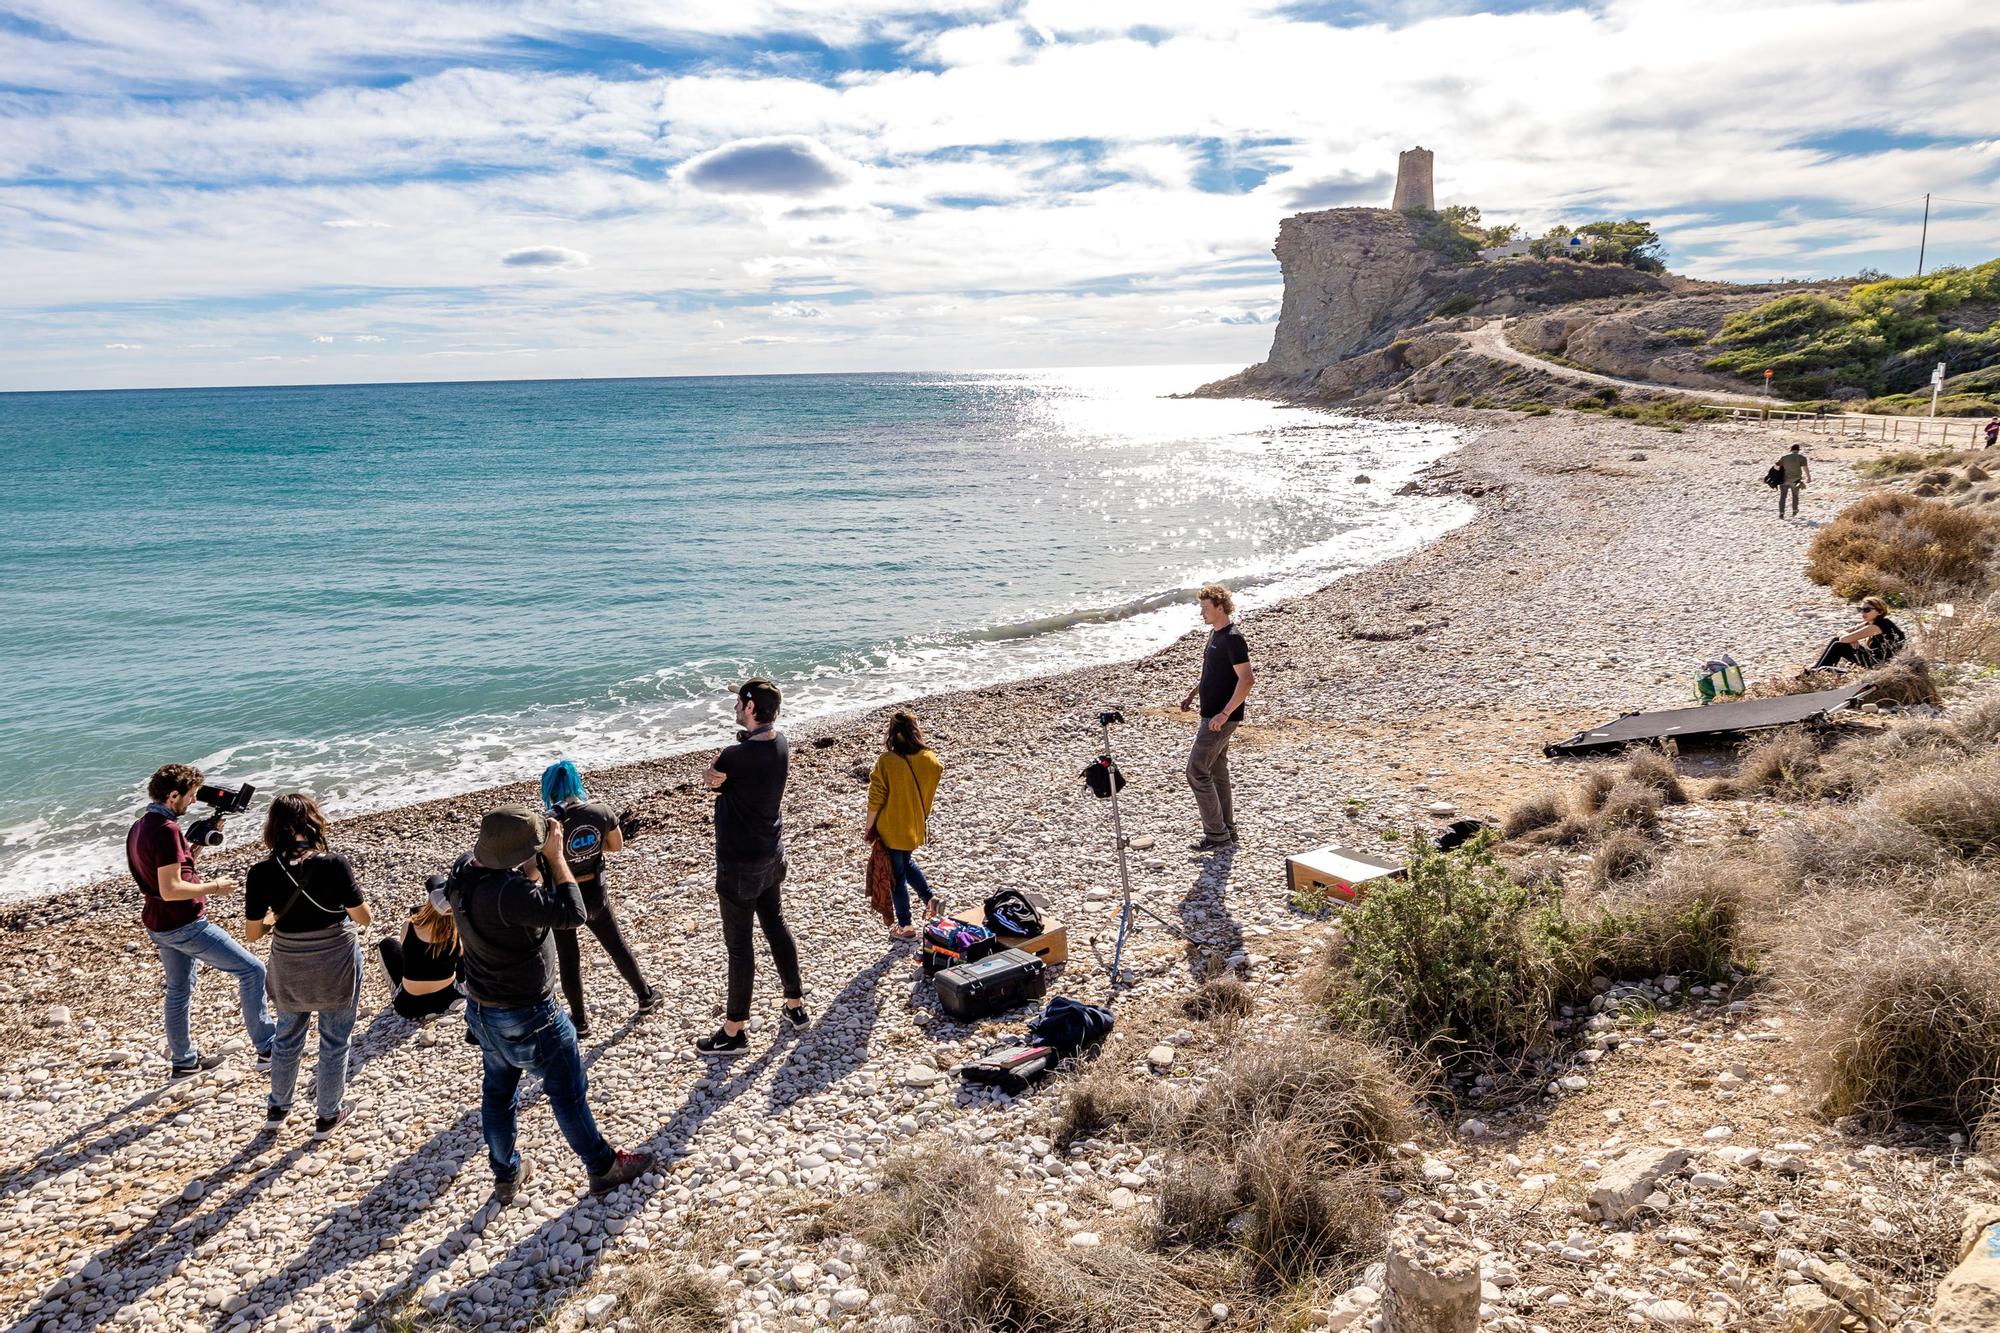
[1092,709,1178,986]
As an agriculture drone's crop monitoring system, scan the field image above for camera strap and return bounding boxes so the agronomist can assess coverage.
[270,854,337,923]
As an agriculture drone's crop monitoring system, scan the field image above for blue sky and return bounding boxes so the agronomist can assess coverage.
[1,0,1996,391]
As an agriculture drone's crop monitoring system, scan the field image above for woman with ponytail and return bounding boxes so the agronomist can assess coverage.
[864,711,945,941]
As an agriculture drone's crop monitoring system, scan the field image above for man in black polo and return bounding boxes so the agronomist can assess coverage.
[696,678,809,1055]
[1179,583,1255,852]
[446,806,652,1203]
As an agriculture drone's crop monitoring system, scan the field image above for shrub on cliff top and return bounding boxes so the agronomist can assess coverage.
[1805,492,2000,603]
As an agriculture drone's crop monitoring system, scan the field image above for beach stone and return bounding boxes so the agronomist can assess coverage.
[902,1065,941,1088]
[1781,1285,1846,1332]
[1146,1045,1176,1068]
[582,1293,618,1326]
[41,1006,71,1028]
[832,1288,869,1312]
[1934,1209,2000,1333]
[1382,1222,1480,1332]
[1644,1298,1697,1325]
[1589,1147,1688,1223]
[1068,1232,1100,1248]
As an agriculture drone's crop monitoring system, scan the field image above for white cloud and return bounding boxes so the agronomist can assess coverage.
[353,333,384,341]
[2,0,1997,389]
[102,341,141,349]
[312,333,333,342]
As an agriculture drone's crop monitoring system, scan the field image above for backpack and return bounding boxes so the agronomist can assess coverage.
[1025,995,1115,1053]
[982,889,1044,938]
[1763,463,1784,488]
[921,916,997,975]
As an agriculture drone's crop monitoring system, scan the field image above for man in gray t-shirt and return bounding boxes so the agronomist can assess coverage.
[1777,444,1811,518]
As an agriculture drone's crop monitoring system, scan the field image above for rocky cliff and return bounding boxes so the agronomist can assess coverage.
[1200,207,1674,403]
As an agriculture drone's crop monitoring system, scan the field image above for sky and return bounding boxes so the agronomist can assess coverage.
[2,0,1997,392]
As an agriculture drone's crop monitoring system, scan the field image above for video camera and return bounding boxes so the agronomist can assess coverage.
[188,782,256,848]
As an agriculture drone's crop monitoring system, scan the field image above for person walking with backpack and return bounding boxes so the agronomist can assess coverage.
[1984,417,1998,449]
[864,710,944,941]
[1776,442,1811,518]
[446,805,653,1204]
[539,760,656,1038]
[244,793,371,1138]
[697,678,809,1055]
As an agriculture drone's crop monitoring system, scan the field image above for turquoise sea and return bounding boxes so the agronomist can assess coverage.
[0,366,1465,899]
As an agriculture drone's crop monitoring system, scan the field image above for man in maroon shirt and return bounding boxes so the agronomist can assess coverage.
[126,763,274,1080]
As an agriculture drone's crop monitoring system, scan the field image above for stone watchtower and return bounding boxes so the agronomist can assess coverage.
[1391,146,1435,211]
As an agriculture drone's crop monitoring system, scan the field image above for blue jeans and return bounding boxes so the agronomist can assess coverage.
[466,998,613,1183]
[886,848,933,928]
[148,918,276,1067]
[269,1004,358,1121]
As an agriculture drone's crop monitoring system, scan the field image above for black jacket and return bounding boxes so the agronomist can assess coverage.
[444,854,586,1008]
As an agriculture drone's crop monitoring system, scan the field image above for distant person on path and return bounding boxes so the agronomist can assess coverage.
[126,763,275,1081]
[1810,595,1906,671]
[1984,417,1998,449]
[1777,443,1811,518]
[445,805,653,1203]
[540,760,655,1038]
[698,678,809,1055]
[1180,583,1255,852]
[245,793,371,1138]
[376,883,462,1021]
[865,710,945,941]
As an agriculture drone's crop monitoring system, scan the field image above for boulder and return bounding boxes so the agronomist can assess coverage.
[1934,1208,2000,1333]
[1381,1223,1480,1333]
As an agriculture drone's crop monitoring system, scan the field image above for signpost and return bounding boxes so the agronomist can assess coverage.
[1931,362,1946,418]
[1763,368,1773,398]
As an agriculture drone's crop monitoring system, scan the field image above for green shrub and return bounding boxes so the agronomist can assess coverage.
[1434,293,1476,318]
[1591,385,1620,404]
[1326,833,1574,1067]
[1662,326,1709,345]
[1450,393,1472,407]
[1575,856,1748,984]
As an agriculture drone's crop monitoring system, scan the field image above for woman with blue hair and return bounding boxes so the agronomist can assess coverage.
[540,760,656,1037]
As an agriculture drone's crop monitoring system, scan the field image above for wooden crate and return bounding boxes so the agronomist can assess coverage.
[1285,844,1404,905]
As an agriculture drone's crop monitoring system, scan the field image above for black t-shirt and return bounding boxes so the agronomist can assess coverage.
[245,853,363,932]
[398,916,458,984]
[714,731,790,865]
[445,853,587,1008]
[1875,615,1905,647]
[549,800,617,880]
[1199,623,1252,722]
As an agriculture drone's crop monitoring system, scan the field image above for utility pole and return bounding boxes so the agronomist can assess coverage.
[1918,193,1930,276]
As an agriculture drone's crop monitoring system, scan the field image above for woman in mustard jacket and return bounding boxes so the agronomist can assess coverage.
[864,710,944,941]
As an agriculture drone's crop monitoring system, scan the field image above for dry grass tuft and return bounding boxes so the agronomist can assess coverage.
[1782,904,2000,1141]
[1184,975,1253,1021]
[1054,1058,1156,1148]
[1715,727,1822,798]
[1501,791,1564,839]
[1575,853,1755,984]
[835,1150,1216,1331]
[613,1262,728,1332]
[1874,756,2000,857]
[1805,491,2000,603]
[1574,768,1618,815]
[1954,693,2000,747]
[1146,1038,1407,1287]
[1620,748,1688,804]
[1589,828,1658,889]
[1857,654,1943,708]
[1597,779,1663,833]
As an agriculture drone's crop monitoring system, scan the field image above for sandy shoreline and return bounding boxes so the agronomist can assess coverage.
[0,408,1883,1331]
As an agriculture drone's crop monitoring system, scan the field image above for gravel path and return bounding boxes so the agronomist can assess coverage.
[0,410,1871,1332]
[1466,318,1768,406]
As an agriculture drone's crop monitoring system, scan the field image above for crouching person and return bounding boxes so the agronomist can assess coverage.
[246,793,370,1138]
[444,805,653,1204]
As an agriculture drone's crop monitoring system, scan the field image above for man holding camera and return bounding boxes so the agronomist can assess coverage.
[126,764,276,1080]
[445,805,652,1204]
[696,678,809,1056]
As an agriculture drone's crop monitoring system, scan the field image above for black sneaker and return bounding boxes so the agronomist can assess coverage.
[264,1104,290,1128]
[780,1002,811,1031]
[255,1048,274,1074]
[169,1052,227,1081]
[571,1017,591,1040]
[1189,834,1234,852]
[695,1026,749,1057]
[635,989,660,1014]
[312,1107,351,1139]
[588,1149,654,1197]
[494,1157,533,1206]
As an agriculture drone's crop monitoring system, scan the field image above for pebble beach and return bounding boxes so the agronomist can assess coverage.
[0,409,1900,1332]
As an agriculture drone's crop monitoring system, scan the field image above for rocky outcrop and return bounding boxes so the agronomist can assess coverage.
[1199,206,1671,404]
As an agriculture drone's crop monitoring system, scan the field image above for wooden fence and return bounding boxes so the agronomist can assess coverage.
[1705,405,1992,447]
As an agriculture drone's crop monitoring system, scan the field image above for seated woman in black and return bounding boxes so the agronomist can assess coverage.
[1812,596,1906,670]
[375,884,461,1021]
